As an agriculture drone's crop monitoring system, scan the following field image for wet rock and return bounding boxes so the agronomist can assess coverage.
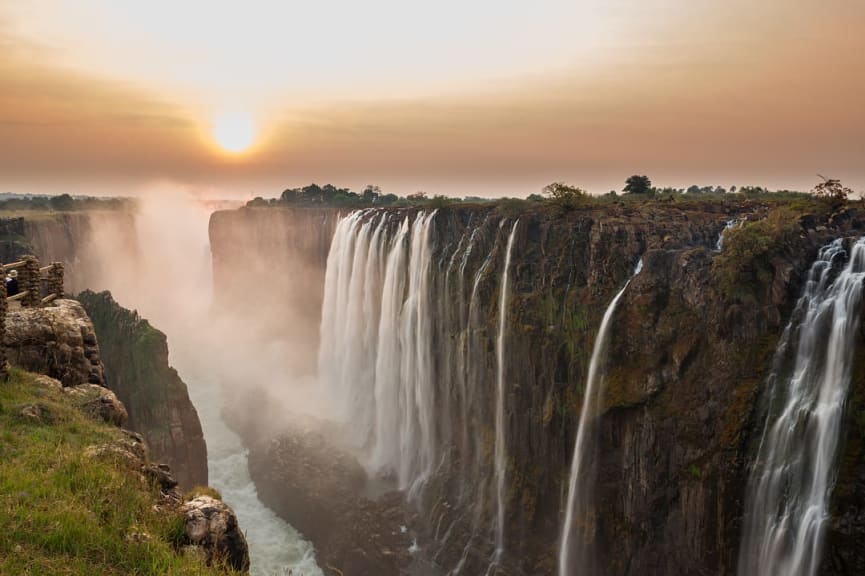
[246,419,414,576]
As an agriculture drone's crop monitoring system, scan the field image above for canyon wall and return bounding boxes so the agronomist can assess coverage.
[78,290,208,489]
[208,206,338,375]
[210,199,865,575]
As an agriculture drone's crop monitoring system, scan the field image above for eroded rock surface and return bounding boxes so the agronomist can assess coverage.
[64,383,128,426]
[78,290,208,489]
[4,299,104,387]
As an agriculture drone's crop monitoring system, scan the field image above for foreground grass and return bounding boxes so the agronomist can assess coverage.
[0,368,237,575]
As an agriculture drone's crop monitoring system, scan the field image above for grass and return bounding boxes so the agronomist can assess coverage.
[0,368,239,575]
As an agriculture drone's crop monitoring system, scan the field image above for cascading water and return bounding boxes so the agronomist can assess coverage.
[738,237,865,576]
[489,220,519,571]
[319,210,439,496]
[320,209,519,572]
[715,218,741,251]
[559,258,643,576]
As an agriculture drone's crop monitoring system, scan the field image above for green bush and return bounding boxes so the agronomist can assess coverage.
[712,207,802,304]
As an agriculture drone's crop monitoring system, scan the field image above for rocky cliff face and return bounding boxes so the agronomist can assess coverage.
[1,299,246,574]
[210,198,865,575]
[77,290,208,489]
[209,206,338,373]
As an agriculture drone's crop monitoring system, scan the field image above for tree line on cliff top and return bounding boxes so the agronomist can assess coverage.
[246,174,856,210]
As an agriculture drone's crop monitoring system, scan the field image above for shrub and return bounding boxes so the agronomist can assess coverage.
[542,182,588,210]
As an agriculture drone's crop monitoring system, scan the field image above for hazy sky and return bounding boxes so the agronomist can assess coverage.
[1,0,863,198]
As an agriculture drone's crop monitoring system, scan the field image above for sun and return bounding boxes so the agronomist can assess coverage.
[212,111,256,154]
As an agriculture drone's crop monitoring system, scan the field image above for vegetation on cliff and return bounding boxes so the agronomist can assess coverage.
[0,193,132,214]
[0,369,240,576]
[77,290,208,489]
[241,175,856,212]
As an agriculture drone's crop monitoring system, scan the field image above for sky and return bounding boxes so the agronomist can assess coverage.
[1,0,863,198]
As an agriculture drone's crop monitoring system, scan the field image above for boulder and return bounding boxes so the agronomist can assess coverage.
[4,299,105,387]
[181,496,250,572]
[64,384,128,426]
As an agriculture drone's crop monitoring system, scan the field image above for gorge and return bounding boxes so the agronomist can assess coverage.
[208,196,865,574]
[5,193,865,575]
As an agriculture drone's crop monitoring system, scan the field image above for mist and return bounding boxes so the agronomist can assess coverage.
[69,188,327,575]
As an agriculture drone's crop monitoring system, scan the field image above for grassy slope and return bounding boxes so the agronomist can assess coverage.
[0,368,236,576]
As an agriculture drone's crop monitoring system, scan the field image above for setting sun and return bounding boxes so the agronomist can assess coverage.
[212,111,256,154]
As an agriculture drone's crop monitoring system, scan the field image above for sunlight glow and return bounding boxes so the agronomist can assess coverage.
[213,111,256,154]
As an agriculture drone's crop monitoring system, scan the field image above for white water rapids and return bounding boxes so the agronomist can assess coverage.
[183,370,323,576]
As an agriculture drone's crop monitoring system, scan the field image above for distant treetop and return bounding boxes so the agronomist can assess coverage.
[623,175,653,195]
[811,175,852,202]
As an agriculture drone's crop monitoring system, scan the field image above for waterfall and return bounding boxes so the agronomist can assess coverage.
[738,237,865,576]
[319,210,439,496]
[320,209,522,573]
[715,218,741,251]
[490,220,519,570]
[559,258,643,576]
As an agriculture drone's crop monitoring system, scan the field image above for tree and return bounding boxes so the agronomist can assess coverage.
[362,185,381,204]
[280,188,300,203]
[407,191,428,202]
[623,175,652,195]
[247,196,269,207]
[542,182,587,209]
[49,193,75,211]
[812,175,852,201]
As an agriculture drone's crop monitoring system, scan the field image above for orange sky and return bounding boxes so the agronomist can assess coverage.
[1,1,863,198]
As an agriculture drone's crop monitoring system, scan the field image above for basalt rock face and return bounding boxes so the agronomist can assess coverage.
[211,199,865,575]
[77,290,208,489]
[209,206,338,374]
[247,426,415,576]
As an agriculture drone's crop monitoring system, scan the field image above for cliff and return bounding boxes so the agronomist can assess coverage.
[0,210,209,490]
[208,206,338,373]
[210,197,865,575]
[0,301,248,575]
[77,290,208,489]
